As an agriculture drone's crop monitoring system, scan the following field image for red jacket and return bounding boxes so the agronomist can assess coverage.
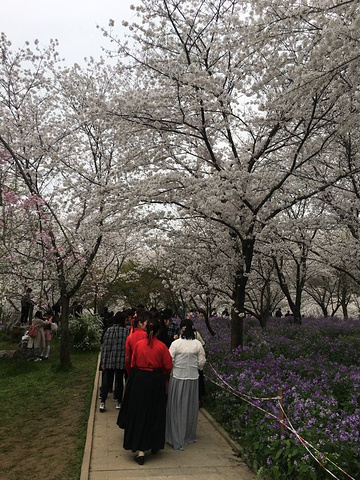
[132,337,173,374]
[125,327,147,374]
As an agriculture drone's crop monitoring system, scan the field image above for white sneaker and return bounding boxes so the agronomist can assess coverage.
[116,402,121,409]
[99,402,106,412]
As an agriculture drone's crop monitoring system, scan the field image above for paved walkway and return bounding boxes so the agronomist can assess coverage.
[80,369,256,480]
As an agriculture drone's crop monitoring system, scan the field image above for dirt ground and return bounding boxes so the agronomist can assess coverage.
[1,383,87,480]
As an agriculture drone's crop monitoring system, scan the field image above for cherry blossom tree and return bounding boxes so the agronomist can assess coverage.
[146,216,234,331]
[305,268,345,318]
[0,36,135,367]
[243,256,284,328]
[105,0,360,348]
[258,200,322,323]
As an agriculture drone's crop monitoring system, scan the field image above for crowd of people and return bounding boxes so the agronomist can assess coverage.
[99,306,206,465]
[25,309,57,361]
[17,287,59,360]
[18,287,207,461]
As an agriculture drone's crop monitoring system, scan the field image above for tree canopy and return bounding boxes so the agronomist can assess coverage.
[1,1,359,364]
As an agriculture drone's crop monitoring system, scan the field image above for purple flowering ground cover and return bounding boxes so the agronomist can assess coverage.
[198,316,360,480]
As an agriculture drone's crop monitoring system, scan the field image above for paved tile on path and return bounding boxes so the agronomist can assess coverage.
[85,390,256,480]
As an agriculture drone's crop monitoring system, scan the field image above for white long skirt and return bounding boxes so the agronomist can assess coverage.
[165,376,199,450]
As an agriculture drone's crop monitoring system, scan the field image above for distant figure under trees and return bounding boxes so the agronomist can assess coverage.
[70,300,83,318]
[20,287,35,324]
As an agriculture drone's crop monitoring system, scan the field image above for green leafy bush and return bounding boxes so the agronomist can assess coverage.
[69,313,102,351]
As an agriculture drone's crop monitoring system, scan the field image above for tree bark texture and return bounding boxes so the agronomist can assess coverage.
[230,238,255,349]
[60,296,72,369]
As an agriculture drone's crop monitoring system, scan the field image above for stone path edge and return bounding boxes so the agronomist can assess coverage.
[200,407,253,471]
[200,407,242,453]
[80,354,100,480]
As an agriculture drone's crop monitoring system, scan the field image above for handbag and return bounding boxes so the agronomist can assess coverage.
[28,324,38,338]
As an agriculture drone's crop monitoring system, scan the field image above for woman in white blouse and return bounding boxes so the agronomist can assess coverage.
[165,318,206,450]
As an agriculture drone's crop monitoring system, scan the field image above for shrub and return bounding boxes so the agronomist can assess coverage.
[69,313,102,351]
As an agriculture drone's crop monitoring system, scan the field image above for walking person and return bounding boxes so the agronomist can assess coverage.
[166,318,206,450]
[117,317,173,465]
[124,311,148,375]
[157,313,172,349]
[163,309,179,343]
[99,311,128,412]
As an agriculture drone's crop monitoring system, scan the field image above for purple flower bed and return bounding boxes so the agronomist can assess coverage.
[198,316,360,480]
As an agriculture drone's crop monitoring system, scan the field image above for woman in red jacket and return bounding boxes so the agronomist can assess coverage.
[124,311,148,375]
[117,316,173,465]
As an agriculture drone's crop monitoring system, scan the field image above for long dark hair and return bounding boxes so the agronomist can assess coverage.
[146,318,161,345]
[180,319,195,340]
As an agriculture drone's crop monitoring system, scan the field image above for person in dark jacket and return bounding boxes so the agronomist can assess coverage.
[99,311,128,412]
[157,314,172,349]
[20,288,35,324]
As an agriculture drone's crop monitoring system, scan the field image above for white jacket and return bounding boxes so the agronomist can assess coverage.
[169,337,206,380]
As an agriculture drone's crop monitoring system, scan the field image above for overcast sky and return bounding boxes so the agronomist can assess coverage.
[2,0,140,65]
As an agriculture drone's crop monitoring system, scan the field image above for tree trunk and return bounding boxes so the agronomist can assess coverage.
[93,285,98,315]
[292,305,302,325]
[231,274,244,349]
[273,258,302,325]
[205,295,211,320]
[258,280,272,329]
[230,238,255,349]
[319,303,328,317]
[190,295,215,336]
[259,311,269,329]
[60,296,72,370]
[341,300,348,320]
[204,307,216,337]
[293,260,304,325]
[205,295,215,335]
[179,289,187,319]
[340,282,349,319]
[230,308,244,350]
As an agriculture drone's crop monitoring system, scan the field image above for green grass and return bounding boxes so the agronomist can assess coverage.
[0,331,19,350]
[0,331,99,480]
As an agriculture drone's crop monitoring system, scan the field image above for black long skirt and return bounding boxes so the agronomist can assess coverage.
[117,368,167,452]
